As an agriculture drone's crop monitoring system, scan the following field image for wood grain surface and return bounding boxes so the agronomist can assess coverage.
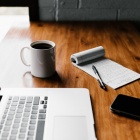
[0,17,140,140]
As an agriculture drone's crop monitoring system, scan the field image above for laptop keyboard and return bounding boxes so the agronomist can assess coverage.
[0,96,48,140]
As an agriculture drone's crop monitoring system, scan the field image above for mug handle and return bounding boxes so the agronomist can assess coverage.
[20,47,31,66]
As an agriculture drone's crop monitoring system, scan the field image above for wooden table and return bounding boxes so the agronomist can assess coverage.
[0,16,140,140]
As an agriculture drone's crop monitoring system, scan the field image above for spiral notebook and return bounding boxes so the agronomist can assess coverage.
[70,46,140,89]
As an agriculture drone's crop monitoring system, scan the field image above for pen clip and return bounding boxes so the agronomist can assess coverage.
[92,65,97,73]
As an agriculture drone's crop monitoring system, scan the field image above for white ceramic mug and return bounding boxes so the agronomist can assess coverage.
[20,40,55,78]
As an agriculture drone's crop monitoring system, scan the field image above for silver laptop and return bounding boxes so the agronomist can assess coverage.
[0,88,96,140]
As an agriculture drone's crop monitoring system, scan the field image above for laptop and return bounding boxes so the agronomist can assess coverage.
[0,88,96,140]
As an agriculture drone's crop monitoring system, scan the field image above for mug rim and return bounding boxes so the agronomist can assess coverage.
[31,40,55,50]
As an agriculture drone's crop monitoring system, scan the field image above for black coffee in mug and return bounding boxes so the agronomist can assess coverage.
[32,43,53,49]
[21,40,55,78]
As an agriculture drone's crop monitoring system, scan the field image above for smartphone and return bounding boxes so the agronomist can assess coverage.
[110,94,140,120]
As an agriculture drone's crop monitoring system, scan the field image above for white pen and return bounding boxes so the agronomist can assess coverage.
[92,65,107,91]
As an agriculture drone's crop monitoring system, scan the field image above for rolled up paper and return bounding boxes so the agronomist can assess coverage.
[70,46,105,65]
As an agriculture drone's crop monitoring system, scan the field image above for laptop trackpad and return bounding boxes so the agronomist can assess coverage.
[53,116,88,140]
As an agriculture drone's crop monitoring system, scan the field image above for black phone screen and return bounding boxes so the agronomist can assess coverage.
[0,96,2,101]
[110,94,140,117]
